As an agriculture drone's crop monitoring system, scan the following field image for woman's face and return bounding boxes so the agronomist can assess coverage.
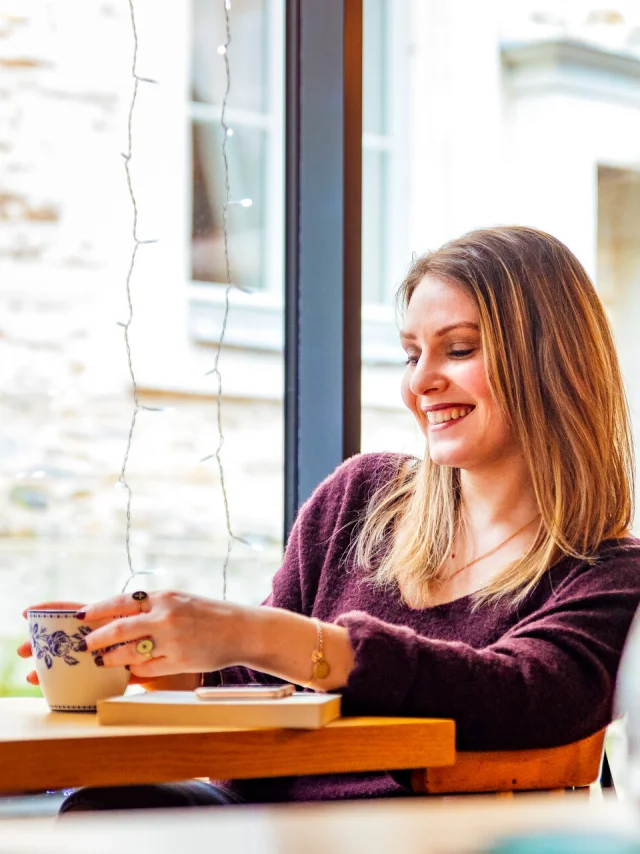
[400,275,518,471]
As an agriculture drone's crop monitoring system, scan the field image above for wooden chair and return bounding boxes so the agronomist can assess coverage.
[410,728,606,795]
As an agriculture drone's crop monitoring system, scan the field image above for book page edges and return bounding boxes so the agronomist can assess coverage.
[97,692,341,730]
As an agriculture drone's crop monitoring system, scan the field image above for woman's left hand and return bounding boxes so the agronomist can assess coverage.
[76,591,254,678]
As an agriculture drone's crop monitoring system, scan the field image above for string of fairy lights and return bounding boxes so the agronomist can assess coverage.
[119,0,252,598]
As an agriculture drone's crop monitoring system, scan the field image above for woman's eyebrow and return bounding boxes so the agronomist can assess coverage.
[435,322,479,337]
[399,322,479,340]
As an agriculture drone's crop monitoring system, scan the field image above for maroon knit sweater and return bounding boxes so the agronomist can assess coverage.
[211,452,640,802]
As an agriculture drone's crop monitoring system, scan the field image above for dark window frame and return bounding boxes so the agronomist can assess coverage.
[284,0,363,536]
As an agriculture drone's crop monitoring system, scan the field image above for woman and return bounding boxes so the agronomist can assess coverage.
[19,225,640,809]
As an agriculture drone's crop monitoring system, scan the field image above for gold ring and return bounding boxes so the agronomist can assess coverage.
[136,638,155,660]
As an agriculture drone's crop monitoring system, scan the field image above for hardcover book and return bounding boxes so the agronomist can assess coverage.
[97,690,342,729]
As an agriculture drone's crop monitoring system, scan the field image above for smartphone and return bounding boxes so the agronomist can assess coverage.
[195,684,296,701]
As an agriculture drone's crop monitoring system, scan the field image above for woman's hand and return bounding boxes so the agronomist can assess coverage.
[71,591,254,679]
[17,599,201,690]
[55,590,356,691]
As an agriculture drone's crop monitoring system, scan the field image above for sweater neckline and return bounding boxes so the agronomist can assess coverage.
[394,536,639,613]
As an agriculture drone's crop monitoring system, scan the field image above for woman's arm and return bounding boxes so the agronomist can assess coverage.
[241,606,355,691]
[329,556,640,750]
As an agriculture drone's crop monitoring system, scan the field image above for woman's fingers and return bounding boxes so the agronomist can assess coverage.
[95,635,164,669]
[21,651,155,686]
[125,657,176,679]
[78,591,151,623]
[17,641,32,658]
[21,601,86,620]
[83,615,152,653]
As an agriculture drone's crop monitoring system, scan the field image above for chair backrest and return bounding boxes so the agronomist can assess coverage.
[411,729,606,795]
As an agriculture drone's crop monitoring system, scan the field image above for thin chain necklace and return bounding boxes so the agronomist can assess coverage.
[442,515,540,583]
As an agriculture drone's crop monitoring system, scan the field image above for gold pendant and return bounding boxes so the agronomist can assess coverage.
[313,659,330,680]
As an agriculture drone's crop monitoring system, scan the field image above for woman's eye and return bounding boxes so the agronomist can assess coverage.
[403,355,419,366]
[449,348,474,358]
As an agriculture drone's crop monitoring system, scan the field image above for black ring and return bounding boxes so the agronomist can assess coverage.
[132,591,148,602]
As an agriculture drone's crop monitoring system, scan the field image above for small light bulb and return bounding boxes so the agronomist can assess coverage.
[240,198,253,207]
[217,44,227,55]
[226,128,234,137]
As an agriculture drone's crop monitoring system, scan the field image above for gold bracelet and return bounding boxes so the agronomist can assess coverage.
[306,617,331,689]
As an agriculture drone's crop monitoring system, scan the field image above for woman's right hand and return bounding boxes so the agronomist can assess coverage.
[18,601,201,691]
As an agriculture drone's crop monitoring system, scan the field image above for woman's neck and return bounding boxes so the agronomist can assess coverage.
[458,454,538,534]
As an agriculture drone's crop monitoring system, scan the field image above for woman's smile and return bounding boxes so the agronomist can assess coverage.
[426,405,475,430]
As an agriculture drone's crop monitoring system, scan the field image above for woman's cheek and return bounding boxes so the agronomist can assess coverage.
[400,373,415,412]
[455,358,488,397]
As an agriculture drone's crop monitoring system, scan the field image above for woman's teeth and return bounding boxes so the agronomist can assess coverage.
[426,406,474,425]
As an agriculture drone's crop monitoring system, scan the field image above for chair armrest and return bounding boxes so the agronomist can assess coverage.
[411,729,606,794]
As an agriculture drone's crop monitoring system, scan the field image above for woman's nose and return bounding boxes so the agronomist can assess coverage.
[409,357,444,397]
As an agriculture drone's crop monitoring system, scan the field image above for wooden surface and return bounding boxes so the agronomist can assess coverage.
[0,793,635,854]
[413,729,606,794]
[0,698,455,794]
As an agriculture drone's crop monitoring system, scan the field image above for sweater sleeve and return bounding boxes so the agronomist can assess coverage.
[335,552,640,750]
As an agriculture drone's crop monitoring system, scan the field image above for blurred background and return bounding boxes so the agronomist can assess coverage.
[1,0,640,696]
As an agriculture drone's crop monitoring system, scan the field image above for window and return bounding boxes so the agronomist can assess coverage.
[188,0,411,361]
[362,0,411,306]
[360,0,421,458]
[190,0,284,295]
[3,2,289,698]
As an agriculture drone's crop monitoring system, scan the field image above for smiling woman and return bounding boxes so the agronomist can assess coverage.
[357,225,635,609]
[20,225,640,812]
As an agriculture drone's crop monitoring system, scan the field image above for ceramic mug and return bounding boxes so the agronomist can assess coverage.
[27,609,130,712]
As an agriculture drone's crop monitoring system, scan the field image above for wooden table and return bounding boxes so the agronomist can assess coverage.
[0,698,455,794]
[0,793,636,854]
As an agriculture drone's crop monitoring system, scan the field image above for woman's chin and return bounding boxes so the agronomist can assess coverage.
[428,453,468,468]
[427,441,471,469]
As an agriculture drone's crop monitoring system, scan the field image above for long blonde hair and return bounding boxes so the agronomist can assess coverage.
[356,226,635,607]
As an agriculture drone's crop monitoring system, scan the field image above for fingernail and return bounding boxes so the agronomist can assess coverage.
[76,639,88,652]
[75,611,86,620]
[94,655,104,667]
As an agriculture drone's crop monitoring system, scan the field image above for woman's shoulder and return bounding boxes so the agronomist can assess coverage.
[548,536,640,597]
[295,452,416,535]
[590,535,640,571]
[311,451,416,501]
[592,535,640,578]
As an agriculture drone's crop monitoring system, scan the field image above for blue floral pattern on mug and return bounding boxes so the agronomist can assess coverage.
[30,622,92,670]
